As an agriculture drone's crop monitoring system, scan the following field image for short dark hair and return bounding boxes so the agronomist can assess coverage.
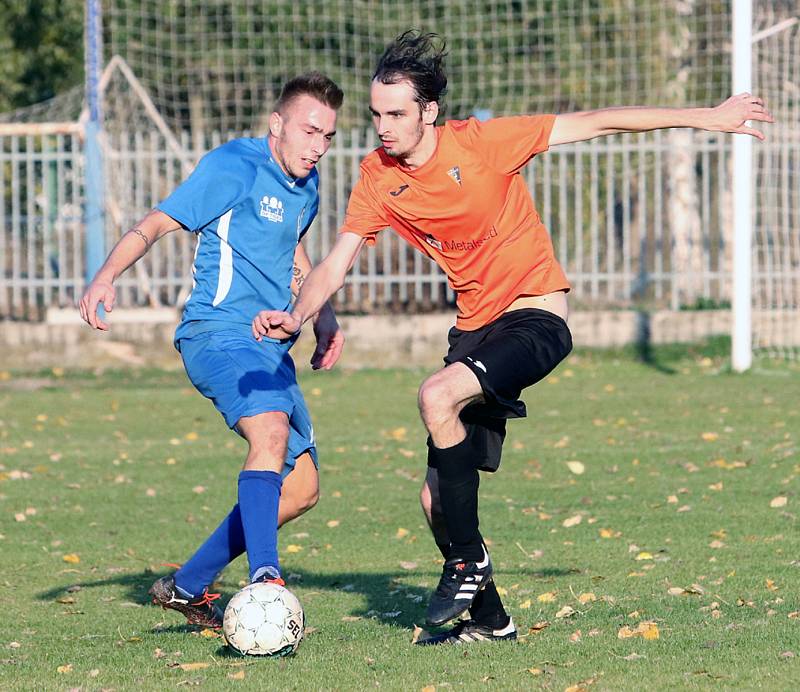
[275,71,344,114]
[373,30,448,109]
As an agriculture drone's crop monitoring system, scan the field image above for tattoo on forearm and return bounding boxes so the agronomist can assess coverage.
[293,264,306,289]
[129,227,152,250]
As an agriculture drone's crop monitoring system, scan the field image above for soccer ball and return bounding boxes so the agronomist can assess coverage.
[223,582,304,656]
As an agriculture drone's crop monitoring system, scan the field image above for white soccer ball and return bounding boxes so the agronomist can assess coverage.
[223,582,304,657]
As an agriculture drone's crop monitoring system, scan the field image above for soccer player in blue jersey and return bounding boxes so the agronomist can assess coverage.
[79,72,344,628]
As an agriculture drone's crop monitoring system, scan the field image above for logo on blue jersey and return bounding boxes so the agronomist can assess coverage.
[260,195,285,223]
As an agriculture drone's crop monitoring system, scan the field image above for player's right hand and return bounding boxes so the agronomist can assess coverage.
[252,310,302,341]
[79,279,115,330]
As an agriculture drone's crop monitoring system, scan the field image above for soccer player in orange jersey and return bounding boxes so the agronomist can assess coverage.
[252,31,773,644]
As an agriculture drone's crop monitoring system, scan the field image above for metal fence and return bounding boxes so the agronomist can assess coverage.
[0,126,796,321]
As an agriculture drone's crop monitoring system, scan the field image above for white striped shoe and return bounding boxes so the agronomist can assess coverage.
[416,617,517,646]
[425,544,493,626]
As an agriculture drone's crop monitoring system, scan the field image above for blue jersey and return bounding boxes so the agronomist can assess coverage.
[157,137,319,343]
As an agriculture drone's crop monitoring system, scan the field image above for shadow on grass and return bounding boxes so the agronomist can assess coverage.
[37,564,580,631]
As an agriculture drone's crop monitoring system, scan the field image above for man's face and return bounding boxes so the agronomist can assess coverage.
[369,79,435,160]
[270,94,338,179]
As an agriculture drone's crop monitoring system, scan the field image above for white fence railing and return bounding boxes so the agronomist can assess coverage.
[1,128,798,330]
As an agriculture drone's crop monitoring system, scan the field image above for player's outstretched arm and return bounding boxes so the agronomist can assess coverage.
[252,231,364,342]
[549,93,774,147]
[79,210,182,330]
[291,243,345,370]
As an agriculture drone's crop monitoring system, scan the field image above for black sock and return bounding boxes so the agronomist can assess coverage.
[470,580,510,629]
[428,435,483,562]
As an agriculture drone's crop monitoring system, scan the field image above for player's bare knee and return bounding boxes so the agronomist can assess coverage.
[417,377,456,430]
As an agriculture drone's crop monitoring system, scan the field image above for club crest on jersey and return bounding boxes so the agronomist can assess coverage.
[424,234,443,250]
[260,195,284,223]
[447,166,462,186]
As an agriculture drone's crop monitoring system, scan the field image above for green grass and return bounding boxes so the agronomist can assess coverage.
[1,351,798,690]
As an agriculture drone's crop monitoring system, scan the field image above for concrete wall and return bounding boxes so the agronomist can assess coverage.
[0,308,762,371]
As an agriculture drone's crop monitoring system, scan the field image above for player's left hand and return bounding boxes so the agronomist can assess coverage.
[711,93,774,140]
[311,305,345,370]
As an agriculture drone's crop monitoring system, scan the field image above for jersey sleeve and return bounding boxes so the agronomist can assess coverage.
[338,168,389,245]
[457,115,556,175]
[157,145,253,232]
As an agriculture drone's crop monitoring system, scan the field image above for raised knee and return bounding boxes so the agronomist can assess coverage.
[417,377,454,427]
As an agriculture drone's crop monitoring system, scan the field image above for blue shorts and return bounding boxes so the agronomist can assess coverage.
[178,329,317,478]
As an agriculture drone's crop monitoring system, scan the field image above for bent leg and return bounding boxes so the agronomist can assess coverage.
[174,451,317,596]
[419,363,486,562]
[236,412,289,582]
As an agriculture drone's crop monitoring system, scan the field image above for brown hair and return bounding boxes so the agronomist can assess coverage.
[275,71,344,114]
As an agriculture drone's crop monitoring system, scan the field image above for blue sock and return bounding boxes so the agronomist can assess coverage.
[238,469,283,581]
[174,504,246,597]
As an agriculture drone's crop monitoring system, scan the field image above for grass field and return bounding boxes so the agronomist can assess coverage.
[1,347,798,690]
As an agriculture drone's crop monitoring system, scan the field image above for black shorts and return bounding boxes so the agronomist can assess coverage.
[432,308,572,473]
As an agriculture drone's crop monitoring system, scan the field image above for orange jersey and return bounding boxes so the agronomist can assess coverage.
[340,114,570,330]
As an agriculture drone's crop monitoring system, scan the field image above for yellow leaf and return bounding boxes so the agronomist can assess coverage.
[537,591,557,603]
[641,622,660,640]
[388,427,407,441]
[228,670,246,680]
[326,520,340,528]
[57,664,73,674]
[556,605,576,618]
[599,528,618,538]
[702,432,719,441]
[566,461,585,475]
[766,579,779,592]
[528,668,543,676]
[635,552,653,561]
[311,387,322,397]
[199,628,222,638]
[178,662,210,671]
[563,514,582,528]
[770,496,788,508]
[395,527,409,539]
[578,592,596,604]
[184,432,199,441]
[618,622,659,640]
[519,599,531,609]
[192,485,206,494]
[421,686,436,692]
[708,540,725,549]
[708,482,723,491]
[286,544,303,553]
[495,586,508,597]
[62,553,80,564]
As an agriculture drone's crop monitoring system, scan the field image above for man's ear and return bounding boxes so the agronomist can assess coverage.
[422,100,439,126]
[269,111,283,138]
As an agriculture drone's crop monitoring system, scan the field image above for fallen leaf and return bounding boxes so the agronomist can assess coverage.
[563,514,582,528]
[618,622,659,640]
[537,591,557,603]
[566,461,585,475]
[770,496,788,508]
[635,552,653,561]
[395,527,409,539]
[62,553,80,564]
[519,599,532,609]
[623,653,644,661]
[184,432,199,441]
[399,561,418,570]
[228,670,245,680]
[528,621,550,633]
[199,628,222,638]
[702,432,719,441]
[410,625,424,644]
[57,664,73,673]
[177,662,210,671]
[527,667,544,676]
[556,605,576,618]
[326,520,340,528]
[421,686,436,692]
[192,485,206,494]
[578,592,596,604]
[285,544,303,553]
